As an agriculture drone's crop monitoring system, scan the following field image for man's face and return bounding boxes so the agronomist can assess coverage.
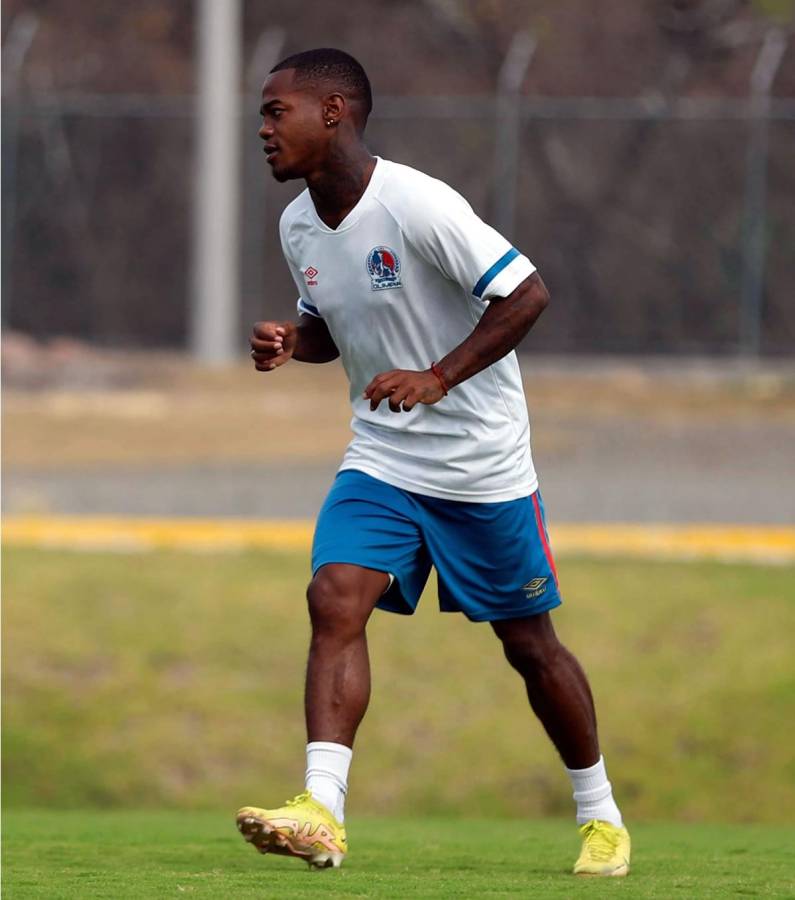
[258,69,328,182]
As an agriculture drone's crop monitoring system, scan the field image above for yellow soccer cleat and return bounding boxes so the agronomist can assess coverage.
[573,819,631,877]
[236,790,347,869]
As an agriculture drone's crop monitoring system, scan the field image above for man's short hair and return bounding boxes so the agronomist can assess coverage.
[271,48,372,121]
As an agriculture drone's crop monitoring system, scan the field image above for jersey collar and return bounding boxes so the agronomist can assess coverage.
[307,157,386,234]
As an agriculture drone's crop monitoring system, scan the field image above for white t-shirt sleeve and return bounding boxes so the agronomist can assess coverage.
[288,258,323,318]
[395,177,536,301]
[280,215,323,319]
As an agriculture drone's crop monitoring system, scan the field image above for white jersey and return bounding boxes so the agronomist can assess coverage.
[279,157,538,503]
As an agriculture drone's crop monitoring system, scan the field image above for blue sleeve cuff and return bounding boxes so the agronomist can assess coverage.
[297,298,323,318]
[473,247,520,298]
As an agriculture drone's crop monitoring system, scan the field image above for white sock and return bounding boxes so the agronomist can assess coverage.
[565,755,623,827]
[305,741,352,823]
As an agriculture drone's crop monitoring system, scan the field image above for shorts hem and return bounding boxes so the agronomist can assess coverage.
[452,595,562,623]
[374,599,416,616]
[312,556,420,615]
[311,556,392,580]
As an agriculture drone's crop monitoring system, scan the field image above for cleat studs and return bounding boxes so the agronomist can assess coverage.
[308,852,343,869]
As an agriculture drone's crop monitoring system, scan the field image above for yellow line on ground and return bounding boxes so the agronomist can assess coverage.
[2,516,314,552]
[550,524,795,565]
[3,516,794,563]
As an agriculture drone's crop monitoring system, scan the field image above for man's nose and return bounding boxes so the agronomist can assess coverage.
[258,122,272,140]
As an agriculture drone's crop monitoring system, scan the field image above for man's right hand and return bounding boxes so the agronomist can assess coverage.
[250,321,297,371]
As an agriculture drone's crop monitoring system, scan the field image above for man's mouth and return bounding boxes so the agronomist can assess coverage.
[263,144,279,163]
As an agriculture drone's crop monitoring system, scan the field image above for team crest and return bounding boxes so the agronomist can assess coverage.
[367,246,402,291]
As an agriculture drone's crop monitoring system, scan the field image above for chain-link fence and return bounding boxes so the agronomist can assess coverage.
[3,93,794,355]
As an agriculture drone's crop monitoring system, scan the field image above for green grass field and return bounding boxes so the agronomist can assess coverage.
[4,547,794,823]
[4,547,795,896]
[4,811,795,898]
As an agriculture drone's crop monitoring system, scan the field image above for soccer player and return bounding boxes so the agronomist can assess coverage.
[237,48,630,877]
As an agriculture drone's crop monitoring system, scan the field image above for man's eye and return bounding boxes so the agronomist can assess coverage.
[272,109,283,119]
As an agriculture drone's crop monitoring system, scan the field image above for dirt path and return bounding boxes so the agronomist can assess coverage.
[4,348,794,523]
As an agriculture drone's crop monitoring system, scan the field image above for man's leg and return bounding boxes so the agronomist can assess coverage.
[302,563,389,822]
[305,562,388,744]
[492,612,627,847]
[491,612,598,769]
[236,562,388,867]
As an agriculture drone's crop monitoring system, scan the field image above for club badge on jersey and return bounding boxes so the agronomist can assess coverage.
[367,246,402,291]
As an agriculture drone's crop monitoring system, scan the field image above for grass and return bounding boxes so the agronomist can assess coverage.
[3,811,795,898]
[3,547,794,823]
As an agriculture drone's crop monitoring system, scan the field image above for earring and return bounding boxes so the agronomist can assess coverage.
[326,119,335,127]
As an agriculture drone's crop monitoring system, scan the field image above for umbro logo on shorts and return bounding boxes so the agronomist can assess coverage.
[523,577,548,599]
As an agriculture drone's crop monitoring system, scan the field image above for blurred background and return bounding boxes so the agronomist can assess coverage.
[3,0,795,355]
[3,0,794,826]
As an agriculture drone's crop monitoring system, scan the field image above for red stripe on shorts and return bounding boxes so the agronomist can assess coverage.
[531,492,558,586]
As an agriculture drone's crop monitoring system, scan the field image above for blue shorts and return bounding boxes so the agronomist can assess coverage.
[312,470,562,622]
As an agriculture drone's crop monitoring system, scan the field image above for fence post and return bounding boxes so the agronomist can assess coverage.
[493,32,535,240]
[190,0,242,365]
[241,28,285,331]
[1,12,39,325]
[739,28,786,357]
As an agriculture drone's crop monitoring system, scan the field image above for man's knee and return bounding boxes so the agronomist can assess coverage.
[306,565,374,637]
[495,616,562,676]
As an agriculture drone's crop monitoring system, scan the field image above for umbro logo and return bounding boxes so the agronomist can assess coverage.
[304,266,318,286]
[523,577,548,599]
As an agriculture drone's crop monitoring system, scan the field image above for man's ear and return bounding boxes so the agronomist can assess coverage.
[322,92,345,124]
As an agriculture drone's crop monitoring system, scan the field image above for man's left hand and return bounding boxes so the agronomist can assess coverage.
[363,368,446,412]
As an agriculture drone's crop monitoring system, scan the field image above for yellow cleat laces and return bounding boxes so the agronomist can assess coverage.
[573,819,631,877]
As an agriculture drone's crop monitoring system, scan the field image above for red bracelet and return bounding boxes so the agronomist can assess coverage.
[430,361,449,396]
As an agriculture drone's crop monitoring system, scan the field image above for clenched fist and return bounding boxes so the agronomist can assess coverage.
[250,321,297,371]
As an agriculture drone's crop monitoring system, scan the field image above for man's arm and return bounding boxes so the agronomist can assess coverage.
[251,313,339,371]
[435,271,549,389]
[364,272,549,412]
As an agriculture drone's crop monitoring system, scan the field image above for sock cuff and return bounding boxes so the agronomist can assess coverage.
[306,742,353,820]
[565,755,608,794]
[565,755,623,828]
[564,754,604,779]
[307,741,353,760]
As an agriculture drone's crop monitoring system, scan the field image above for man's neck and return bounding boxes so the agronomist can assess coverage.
[306,143,376,230]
